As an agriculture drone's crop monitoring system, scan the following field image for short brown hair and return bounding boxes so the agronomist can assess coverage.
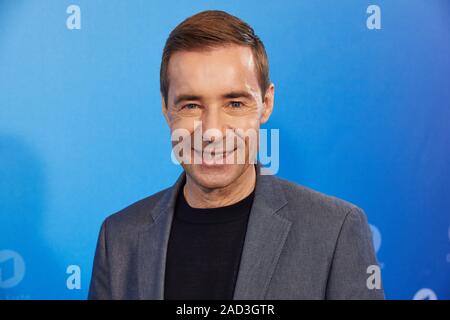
[160,10,270,104]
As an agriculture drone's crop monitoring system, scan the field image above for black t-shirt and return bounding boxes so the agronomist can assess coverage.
[164,186,255,300]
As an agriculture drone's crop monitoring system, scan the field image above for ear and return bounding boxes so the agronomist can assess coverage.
[161,93,170,126]
[260,83,275,124]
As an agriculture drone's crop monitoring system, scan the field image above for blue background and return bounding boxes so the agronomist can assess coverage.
[0,0,449,299]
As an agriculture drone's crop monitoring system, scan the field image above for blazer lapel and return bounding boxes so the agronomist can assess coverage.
[233,170,292,299]
[137,172,185,299]
[136,165,292,300]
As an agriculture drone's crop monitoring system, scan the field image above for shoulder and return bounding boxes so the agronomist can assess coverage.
[101,186,171,236]
[270,175,368,236]
[274,176,361,214]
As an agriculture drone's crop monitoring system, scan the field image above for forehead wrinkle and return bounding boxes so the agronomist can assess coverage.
[167,46,261,103]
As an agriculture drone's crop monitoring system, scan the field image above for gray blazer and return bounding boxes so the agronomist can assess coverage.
[88,166,384,300]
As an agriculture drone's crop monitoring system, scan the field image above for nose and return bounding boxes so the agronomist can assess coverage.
[201,107,225,144]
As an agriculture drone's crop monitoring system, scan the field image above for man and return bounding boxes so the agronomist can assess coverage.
[89,10,384,300]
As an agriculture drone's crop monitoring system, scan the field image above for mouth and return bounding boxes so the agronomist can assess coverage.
[192,147,237,165]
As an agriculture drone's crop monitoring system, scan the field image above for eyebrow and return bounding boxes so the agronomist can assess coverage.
[173,91,255,106]
[173,94,203,106]
[221,91,254,101]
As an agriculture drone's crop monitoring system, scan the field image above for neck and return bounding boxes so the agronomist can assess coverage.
[183,165,256,208]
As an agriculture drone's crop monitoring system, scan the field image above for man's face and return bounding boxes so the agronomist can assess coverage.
[162,45,274,189]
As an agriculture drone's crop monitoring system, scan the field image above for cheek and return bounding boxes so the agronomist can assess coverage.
[229,117,260,153]
[229,114,260,131]
[170,116,197,133]
[168,117,197,151]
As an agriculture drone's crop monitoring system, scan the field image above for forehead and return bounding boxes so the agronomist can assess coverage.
[167,45,260,99]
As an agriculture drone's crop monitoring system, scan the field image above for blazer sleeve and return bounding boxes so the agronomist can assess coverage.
[325,207,385,299]
[88,219,112,300]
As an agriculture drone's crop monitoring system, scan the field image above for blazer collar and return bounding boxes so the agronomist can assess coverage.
[138,163,291,299]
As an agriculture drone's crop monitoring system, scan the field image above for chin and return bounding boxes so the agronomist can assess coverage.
[184,163,244,189]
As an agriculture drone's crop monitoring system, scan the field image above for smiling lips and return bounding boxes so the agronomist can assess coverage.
[192,147,237,163]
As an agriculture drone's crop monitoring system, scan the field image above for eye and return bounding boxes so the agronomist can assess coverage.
[229,101,243,108]
[182,103,200,110]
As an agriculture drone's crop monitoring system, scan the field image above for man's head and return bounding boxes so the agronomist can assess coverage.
[161,10,274,190]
